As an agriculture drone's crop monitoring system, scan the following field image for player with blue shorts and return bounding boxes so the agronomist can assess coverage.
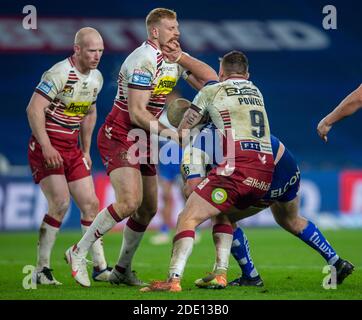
[180,120,354,288]
[158,139,183,183]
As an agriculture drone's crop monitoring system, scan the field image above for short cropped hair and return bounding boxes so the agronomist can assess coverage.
[146,8,177,28]
[220,50,249,76]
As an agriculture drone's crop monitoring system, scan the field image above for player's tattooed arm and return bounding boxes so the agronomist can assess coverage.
[178,106,203,129]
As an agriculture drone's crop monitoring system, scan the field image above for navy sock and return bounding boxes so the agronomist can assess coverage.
[297,220,339,265]
[231,227,259,279]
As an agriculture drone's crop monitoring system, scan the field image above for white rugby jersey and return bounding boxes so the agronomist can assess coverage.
[35,56,103,136]
[112,40,185,121]
[191,77,272,155]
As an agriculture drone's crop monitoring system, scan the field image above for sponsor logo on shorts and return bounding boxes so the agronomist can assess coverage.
[105,125,113,139]
[270,168,300,198]
[211,188,228,204]
[37,80,53,94]
[104,156,110,169]
[119,151,130,161]
[29,141,35,152]
[258,154,267,164]
[132,69,152,86]
[242,177,270,191]
[197,177,209,190]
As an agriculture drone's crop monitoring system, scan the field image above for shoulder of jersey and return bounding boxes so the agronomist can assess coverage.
[43,58,72,83]
[92,68,103,81]
[127,42,159,62]
[199,81,221,95]
[48,58,72,73]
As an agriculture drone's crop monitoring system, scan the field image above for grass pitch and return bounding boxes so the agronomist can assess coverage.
[0,228,361,300]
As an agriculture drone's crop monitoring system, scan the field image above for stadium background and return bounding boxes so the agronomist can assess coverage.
[0,0,362,230]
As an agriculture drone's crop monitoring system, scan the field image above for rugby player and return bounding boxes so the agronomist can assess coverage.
[165,97,355,289]
[182,125,354,288]
[27,28,111,285]
[65,8,218,287]
[141,50,275,292]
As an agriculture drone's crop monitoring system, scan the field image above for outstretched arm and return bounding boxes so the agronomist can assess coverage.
[317,84,362,142]
[162,41,218,90]
[178,54,218,90]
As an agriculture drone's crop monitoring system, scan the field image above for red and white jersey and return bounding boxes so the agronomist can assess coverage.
[191,78,274,172]
[105,40,185,137]
[34,56,103,147]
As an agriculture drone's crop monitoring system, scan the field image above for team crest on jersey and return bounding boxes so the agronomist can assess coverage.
[37,80,53,94]
[211,188,228,204]
[132,69,152,86]
[62,85,74,97]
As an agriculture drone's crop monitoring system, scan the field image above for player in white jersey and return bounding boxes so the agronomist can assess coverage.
[317,84,362,142]
[27,28,111,285]
[141,50,275,292]
[65,8,218,287]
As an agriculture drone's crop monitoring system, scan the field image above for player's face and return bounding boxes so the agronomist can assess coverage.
[157,18,180,46]
[79,37,104,70]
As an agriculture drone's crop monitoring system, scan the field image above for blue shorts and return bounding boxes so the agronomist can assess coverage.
[263,146,300,202]
[157,140,182,182]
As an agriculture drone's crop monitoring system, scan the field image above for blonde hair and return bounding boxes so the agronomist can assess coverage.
[146,8,177,28]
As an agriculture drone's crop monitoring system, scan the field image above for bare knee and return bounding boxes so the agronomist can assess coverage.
[272,200,307,235]
[213,214,230,226]
[81,198,100,221]
[176,210,201,231]
[48,197,70,221]
[133,202,157,225]
[115,197,142,218]
[277,215,307,235]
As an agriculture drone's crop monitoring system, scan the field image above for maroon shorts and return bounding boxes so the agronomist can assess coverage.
[97,124,156,176]
[195,162,274,213]
[28,136,91,184]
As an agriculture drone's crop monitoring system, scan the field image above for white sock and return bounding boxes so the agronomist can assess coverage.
[116,217,147,271]
[36,214,61,270]
[169,230,195,278]
[81,221,107,271]
[77,205,121,256]
[212,224,233,272]
[213,232,233,272]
